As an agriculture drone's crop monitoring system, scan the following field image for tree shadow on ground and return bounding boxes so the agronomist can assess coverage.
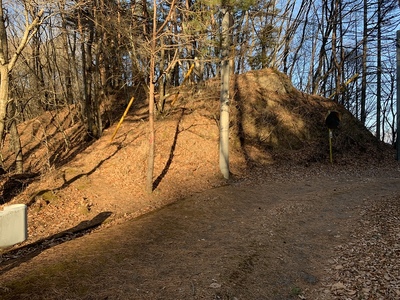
[152,108,186,191]
[0,211,112,276]
[0,145,120,208]
[0,145,120,207]
[0,173,39,205]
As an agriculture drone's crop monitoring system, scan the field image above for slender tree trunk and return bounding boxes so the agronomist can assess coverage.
[78,11,88,127]
[60,4,73,104]
[339,2,345,105]
[8,103,23,172]
[361,0,368,125]
[146,0,157,193]
[354,15,360,120]
[0,65,9,169]
[93,5,104,138]
[219,8,231,180]
[0,1,9,170]
[312,2,332,94]
[331,0,339,102]
[376,0,382,140]
[158,38,166,112]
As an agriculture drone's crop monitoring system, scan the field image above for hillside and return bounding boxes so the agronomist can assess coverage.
[0,68,394,247]
[1,68,400,300]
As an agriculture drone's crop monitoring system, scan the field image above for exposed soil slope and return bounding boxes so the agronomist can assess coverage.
[1,68,387,245]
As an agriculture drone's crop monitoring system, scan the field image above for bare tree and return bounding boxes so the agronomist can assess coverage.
[146,0,176,193]
[0,0,43,173]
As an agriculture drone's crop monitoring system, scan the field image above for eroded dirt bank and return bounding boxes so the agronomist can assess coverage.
[1,166,400,300]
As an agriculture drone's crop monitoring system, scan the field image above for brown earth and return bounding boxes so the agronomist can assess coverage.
[0,68,399,299]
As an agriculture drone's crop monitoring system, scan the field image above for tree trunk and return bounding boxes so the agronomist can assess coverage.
[312,1,332,95]
[0,65,8,169]
[219,8,231,180]
[146,0,157,193]
[0,0,8,170]
[9,112,23,173]
[158,38,166,112]
[376,0,382,140]
[60,7,73,105]
[0,2,42,172]
[361,0,368,125]
[331,0,339,102]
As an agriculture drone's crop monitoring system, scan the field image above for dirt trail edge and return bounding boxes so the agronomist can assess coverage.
[1,171,399,300]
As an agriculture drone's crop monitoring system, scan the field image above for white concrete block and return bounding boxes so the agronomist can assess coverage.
[0,204,28,249]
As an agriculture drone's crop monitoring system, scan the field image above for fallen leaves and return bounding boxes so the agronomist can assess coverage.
[314,195,400,299]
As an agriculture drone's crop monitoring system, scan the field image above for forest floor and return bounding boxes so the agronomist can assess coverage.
[1,162,400,300]
[0,68,399,299]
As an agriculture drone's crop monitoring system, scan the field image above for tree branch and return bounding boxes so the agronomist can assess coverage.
[8,9,44,72]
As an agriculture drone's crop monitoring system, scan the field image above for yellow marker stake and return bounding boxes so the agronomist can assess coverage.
[110,96,135,142]
[171,64,195,106]
[329,129,333,164]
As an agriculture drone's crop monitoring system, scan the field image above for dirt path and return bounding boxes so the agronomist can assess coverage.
[1,169,400,300]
